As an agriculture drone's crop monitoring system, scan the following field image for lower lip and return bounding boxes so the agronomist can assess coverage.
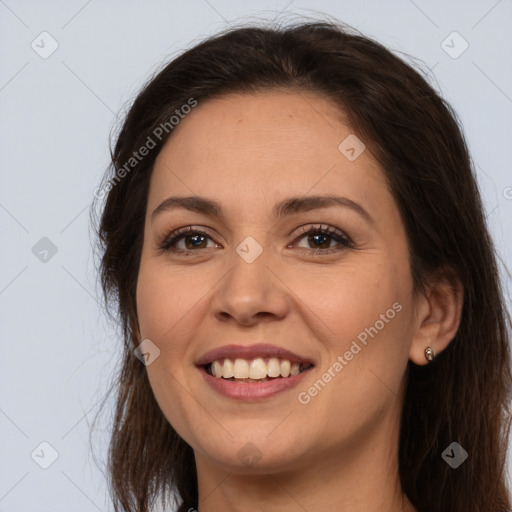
[199,367,313,401]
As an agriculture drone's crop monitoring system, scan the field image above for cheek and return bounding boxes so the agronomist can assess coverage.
[296,300,412,445]
[136,262,203,442]
[136,259,199,343]
[136,272,167,341]
[300,259,401,341]
[296,256,412,400]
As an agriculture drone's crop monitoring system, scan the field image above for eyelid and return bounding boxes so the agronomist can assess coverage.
[159,225,219,250]
[288,224,354,252]
[291,223,351,242]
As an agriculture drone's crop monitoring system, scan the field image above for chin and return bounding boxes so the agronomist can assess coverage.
[192,429,312,474]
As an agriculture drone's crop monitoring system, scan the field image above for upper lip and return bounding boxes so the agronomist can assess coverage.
[195,343,315,366]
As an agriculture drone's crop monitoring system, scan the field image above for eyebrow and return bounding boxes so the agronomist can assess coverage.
[151,194,373,224]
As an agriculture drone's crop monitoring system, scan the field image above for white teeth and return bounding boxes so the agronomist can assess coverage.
[233,359,249,378]
[208,357,310,380]
[249,358,267,379]
[280,360,291,377]
[222,358,234,378]
[267,357,281,377]
[212,360,223,378]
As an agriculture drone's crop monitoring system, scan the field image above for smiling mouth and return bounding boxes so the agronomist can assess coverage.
[204,357,314,382]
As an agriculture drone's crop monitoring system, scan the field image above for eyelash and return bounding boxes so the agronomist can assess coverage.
[158,224,354,256]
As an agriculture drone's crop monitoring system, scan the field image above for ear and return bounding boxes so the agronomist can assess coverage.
[409,268,464,365]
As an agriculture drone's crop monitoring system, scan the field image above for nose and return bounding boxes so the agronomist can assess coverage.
[210,243,290,327]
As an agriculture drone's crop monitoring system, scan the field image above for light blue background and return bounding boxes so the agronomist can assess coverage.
[1,1,511,510]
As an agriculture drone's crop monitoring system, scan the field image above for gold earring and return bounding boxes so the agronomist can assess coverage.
[425,347,435,362]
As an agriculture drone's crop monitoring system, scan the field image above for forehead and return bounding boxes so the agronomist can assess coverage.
[157,90,348,162]
[149,91,391,219]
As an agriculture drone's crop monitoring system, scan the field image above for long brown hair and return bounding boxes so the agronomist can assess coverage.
[94,19,512,512]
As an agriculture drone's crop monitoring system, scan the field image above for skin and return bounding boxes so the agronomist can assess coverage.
[136,90,463,512]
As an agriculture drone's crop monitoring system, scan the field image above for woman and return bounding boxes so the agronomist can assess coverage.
[95,20,512,512]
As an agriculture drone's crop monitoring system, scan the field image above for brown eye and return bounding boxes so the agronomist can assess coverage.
[160,227,219,253]
[160,224,353,256]
[292,225,353,254]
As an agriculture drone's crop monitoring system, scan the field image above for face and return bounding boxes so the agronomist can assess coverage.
[136,90,417,474]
